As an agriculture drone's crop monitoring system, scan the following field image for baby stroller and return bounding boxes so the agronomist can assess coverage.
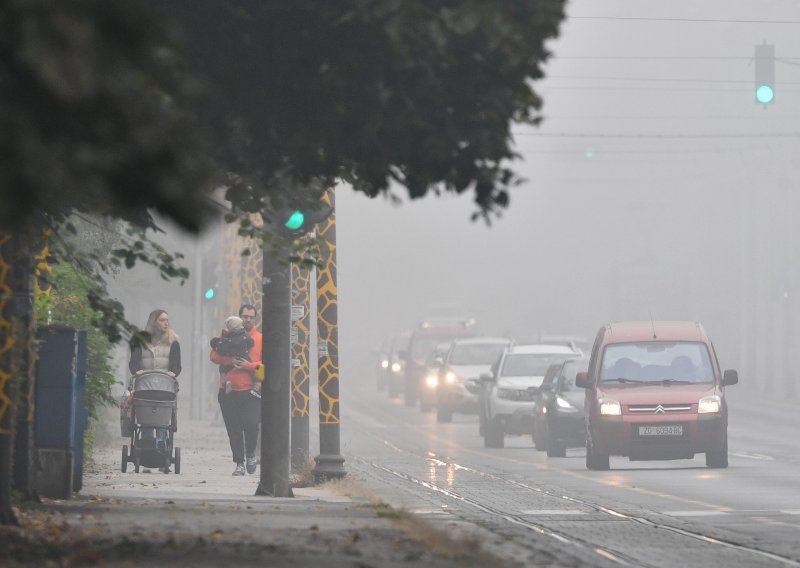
[121,370,181,474]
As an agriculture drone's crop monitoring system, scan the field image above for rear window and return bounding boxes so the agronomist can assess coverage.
[600,341,714,384]
[501,354,569,377]
[449,342,509,365]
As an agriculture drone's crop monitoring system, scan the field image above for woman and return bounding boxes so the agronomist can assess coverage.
[129,309,181,459]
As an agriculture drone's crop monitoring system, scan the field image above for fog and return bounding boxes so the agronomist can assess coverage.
[105,0,800,416]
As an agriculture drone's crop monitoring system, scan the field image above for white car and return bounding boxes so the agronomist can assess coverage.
[481,344,580,448]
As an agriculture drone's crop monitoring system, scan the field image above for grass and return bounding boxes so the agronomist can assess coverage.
[322,477,506,567]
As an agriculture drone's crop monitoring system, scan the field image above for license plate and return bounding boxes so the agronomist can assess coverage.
[638,425,683,436]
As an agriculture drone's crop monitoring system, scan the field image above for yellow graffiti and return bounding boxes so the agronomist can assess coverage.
[0,234,16,434]
[291,262,311,417]
[316,189,340,425]
[223,215,263,330]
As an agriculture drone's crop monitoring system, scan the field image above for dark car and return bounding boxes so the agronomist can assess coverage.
[533,357,589,457]
[576,321,738,471]
[386,331,412,399]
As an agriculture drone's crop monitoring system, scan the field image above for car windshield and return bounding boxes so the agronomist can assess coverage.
[449,342,508,365]
[501,354,568,377]
[600,341,714,384]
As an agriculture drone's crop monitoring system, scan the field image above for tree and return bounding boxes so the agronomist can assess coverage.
[155,0,566,220]
[0,0,215,524]
[0,0,567,523]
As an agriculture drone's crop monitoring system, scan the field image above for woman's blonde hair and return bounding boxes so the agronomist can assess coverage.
[144,309,178,345]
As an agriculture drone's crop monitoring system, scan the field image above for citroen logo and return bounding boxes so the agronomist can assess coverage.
[654,405,665,414]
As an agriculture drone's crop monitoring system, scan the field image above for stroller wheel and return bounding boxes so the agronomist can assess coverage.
[121,445,128,473]
[134,449,141,473]
[174,447,181,475]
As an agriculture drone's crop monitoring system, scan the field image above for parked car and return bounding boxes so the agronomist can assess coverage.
[481,344,579,447]
[538,334,590,355]
[419,342,452,412]
[532,357,590,457]
[577,321,738,470]
[404,318,476,408]
[386,331,412,399]
[436,337,512,423]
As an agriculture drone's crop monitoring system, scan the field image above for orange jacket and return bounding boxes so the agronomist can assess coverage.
[210,327,263,391]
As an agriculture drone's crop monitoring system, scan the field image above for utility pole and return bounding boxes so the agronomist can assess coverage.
[290,260,311,470]
[313,189,346,481]
[256,235,292,498]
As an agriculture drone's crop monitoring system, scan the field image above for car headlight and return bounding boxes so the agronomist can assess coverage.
[391,362,402,373]
[599,398,621,416]
[380,359,389,369]
[497,388,519,401]
[445,371,459,384]
[698,395,721,414]
[556,396,574,410]
[425,374,439,388]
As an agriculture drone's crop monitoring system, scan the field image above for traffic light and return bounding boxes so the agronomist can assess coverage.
[263,197,334,238]
[754,43,775,105]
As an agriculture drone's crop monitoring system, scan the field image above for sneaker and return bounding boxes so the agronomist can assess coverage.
[246,455,258,474]
[232,462,245,476]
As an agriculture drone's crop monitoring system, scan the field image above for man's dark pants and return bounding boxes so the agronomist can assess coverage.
[218,389,260,463]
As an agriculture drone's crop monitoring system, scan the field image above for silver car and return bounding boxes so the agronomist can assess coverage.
[482,344,580,448]
[436,337,512,422]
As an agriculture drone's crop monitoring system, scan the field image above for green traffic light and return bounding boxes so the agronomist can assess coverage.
[756,84,774,104]
[204,288,215,300]
[284,210,305,231]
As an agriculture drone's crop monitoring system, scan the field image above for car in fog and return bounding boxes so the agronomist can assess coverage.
[419,342,452,412]
[538,334,590,355]
[533,356,589,457]
[481,344,579,447]
[577,321,738,470]
[386,331,412,399]
[436,337,512,422]
[403,318,476,407]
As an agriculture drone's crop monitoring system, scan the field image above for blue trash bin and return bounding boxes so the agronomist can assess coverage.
[34,326,87,498]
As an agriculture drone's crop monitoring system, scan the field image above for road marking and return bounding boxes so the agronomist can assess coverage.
[664,510,728,517]
[781,510,800,515]
[521,509,587,515]
[730,451,774,461]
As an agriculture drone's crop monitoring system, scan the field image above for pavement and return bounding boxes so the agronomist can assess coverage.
[1,413,500,568]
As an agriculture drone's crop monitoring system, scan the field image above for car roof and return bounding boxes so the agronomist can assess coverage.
[451,337,510,346]
[603,321,708,344]
[505,344,580,355]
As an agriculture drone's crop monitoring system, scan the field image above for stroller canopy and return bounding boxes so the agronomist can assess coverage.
[133,371,178,397]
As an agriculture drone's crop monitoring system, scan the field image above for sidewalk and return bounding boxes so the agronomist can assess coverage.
[1,417,495,567]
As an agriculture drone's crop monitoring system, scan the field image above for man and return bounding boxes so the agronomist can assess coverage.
[210,304,263,475]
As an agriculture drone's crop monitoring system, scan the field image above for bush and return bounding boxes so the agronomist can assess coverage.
[34,263,118,457]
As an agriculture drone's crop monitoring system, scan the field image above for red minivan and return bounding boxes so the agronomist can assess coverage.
[576,321,738,470]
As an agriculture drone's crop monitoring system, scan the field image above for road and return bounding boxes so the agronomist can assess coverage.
[343,385,800,567]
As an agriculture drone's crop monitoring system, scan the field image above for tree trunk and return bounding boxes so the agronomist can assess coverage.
[0,233,38,525]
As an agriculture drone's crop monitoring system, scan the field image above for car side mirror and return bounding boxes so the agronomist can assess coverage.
[575,371,590,389]
[722,369,738,386]
[479,373,495,383]
[398,350,408,361]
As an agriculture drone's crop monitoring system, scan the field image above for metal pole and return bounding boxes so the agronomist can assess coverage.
[256,231,292,497]
[290,260,311,470]
[191,242,202,420]
[313,189,346,482]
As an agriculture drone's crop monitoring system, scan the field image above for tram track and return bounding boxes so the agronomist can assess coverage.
[352,420,800,568]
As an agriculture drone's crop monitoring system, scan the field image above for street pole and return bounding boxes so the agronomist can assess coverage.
[290,260,311,470]
[313,189,346,482]
[191,242,202,420]
[256,231,292,497]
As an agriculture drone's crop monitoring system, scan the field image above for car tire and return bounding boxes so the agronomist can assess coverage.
[546,427,566,458]
[533,418,547,451]
[705,432,728,469]
[484,418,505,449]
[121,445,128,473]
[387,379,401,399]
[437,405,453,423]
[585,437,610,471]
